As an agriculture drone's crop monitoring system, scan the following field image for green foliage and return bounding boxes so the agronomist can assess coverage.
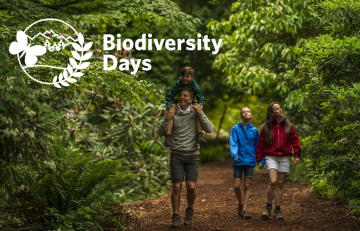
[120,0,236,110]
[0,137,132,230]
[0,0,202,229]
[0,76,59,192]
[207,0,360,218]
[83,102,171,201]
[288,157,312,182]
[199,145,228,164]
[121,141,171,202]
[0,0,201,36]
[208,0,325,99]
[48,206,116,231]
[206,95,269,134]
[287,0,360,218]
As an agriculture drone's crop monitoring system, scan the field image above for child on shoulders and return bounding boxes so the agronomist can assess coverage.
[164,67,206,147]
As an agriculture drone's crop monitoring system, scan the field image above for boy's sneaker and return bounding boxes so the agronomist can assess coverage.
[184,207,194,225]
[164,134,172,147]
[261,205,272,219]
[273,209,284,220]
[170,213,181,228]
[196,132,206,144]
[240,210,251,219]
[237,205,243,216]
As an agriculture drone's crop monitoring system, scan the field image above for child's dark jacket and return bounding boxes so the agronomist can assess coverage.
[230,122,260,167]
[165,77,205,111]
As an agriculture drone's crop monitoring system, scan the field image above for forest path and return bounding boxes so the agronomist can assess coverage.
[123,159,359,231]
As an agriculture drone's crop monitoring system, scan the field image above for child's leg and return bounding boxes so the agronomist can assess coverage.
[166,119,174,135]
[195,111,206,143]
[164,104,177,147]
[195,115,202,132]
[234,177,243,205]
[242,177,252,212]
[166,104,178,134]
[234,166,244,216]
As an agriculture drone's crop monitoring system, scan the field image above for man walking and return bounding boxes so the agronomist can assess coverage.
[158,86,213,228]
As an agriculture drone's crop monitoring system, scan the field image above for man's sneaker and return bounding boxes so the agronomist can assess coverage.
[196,132,206,144]
[273,209,284,220]
[237,205,243,216]
[261,206,272,219]
[184,207,194,225]
[170,213,181,228]
[240,210,251,219]
[164,134,172,147]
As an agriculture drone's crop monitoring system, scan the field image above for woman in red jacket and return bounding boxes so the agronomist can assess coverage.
[256,102,301,220]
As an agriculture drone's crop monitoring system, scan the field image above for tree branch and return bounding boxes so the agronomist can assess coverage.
[43,0,89,9]
[0,0,88,10]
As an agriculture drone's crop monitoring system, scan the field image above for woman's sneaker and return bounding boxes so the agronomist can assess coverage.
[262,205,272,219]
[273,209,284,220]
[170,213,181,228]
[240,210,251,219]
[164,134,172,147]
[237,205,243,216]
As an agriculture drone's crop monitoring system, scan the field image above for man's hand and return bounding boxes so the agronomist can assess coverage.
[193,103,203,113]
[190,108,196,114]
[234,158,238,162]
[257,162,264,170]
[165,108,175,119]
[294,157,300,165]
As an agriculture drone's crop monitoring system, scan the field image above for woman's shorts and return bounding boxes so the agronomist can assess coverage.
[265,156,291,173]
[233,165,254,179]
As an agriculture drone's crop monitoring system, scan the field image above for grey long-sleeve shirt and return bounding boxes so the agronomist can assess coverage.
[158,104,213,155]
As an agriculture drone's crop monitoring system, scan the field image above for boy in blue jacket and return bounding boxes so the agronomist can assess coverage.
[229,107,263,219]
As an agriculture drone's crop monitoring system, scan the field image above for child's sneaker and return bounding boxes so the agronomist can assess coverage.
[164,134,173,147]
[196,132,206,144]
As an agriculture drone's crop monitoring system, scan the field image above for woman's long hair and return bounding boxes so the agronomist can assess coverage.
[260,102,294,144]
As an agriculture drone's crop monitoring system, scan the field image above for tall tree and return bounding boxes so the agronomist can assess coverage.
[208,0,327,128]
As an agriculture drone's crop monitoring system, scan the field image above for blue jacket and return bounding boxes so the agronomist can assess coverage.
[230,122,263,167]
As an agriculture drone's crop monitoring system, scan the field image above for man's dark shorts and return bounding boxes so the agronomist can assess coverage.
[170,153,199,183]
[233,165,254,179]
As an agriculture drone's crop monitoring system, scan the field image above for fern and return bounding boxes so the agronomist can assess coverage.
[5,137,133,229]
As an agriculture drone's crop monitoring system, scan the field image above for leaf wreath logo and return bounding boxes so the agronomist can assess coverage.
[9,18,92,88]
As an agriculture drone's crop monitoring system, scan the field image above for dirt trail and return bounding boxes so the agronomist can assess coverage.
[123,159,359,230]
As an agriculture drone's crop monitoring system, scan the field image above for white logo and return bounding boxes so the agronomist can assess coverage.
[9,18,92,88]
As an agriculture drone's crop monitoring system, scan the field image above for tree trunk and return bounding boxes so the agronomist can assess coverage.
[216,105,227,141]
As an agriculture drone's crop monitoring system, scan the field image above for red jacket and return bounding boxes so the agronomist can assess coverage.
[256,117,301,162]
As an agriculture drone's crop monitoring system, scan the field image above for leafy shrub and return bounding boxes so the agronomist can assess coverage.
[112,141,172,202]
[287,0,360,219]
[79,102,171,202]
[288,156,312,182]
[0,138,132,230]
[199,145,229,164]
